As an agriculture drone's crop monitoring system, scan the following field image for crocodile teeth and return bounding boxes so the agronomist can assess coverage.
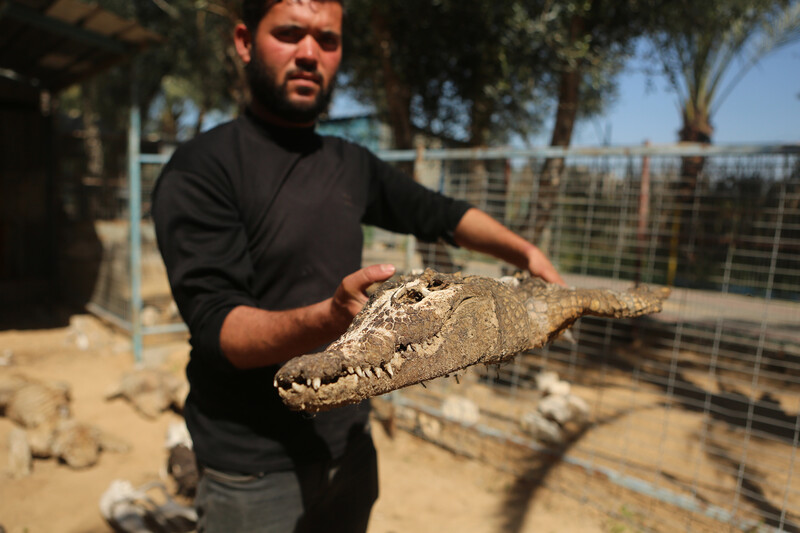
[364,367,375,379]
[273,379,278,388]
[347,367,355,374]
[374,367,384,379]
[355,366,365,378]
[385,363,394,377]
[292,382,304,393]
[307,378,312,387]
[312,378,321,391]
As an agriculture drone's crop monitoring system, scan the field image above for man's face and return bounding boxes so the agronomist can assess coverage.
[245,1,343,124]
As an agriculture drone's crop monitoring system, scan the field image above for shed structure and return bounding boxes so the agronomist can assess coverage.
[0,0,159,321]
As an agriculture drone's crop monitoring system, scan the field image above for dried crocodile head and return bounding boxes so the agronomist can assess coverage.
[275,269,670,413]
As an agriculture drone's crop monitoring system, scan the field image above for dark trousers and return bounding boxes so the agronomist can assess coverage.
[195,432,379,533]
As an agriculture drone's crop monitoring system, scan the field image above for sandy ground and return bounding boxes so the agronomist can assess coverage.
[0,314,612,533]
[4,309,795,533]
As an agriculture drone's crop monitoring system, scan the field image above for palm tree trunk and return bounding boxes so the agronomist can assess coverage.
[667,105,713,284]
[678,106,713,193]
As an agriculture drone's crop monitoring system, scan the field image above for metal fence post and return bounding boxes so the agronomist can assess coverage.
[637,140,651,286]
[128,63,143,365]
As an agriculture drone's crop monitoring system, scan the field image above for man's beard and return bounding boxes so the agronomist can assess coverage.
[246,47,335,124]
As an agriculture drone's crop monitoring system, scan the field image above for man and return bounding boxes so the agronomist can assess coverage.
[152,0,565,531]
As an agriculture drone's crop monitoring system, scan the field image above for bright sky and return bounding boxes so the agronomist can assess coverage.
[330,41,800,148]
[573,41,800,146]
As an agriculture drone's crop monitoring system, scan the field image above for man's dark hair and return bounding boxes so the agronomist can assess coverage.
[241,0,344,32]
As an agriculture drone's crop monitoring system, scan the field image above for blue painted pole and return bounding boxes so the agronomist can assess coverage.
[128,63,143,365]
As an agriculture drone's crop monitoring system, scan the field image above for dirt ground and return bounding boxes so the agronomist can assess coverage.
[3,310,796,533]
[0,313,615,533]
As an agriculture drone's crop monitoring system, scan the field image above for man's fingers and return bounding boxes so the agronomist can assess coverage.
[340,264,395,313]
[332,264,396,321]
[539,266,567,287]
[527,248,567,286]
[343,264,396,296]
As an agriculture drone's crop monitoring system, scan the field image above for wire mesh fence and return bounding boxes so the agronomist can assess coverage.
[89,142,800,532]
[366,145,800,532]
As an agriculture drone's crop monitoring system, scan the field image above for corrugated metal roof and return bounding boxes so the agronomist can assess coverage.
[0,0,161,91]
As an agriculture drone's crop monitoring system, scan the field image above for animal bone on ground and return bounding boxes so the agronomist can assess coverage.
[275,269,670,413]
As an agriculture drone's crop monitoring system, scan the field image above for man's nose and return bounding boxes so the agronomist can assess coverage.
[295,35,319,68]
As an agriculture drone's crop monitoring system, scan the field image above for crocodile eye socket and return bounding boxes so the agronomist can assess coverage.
[427,278,447,290]
[391,277,445,305]
[395,288,426,304]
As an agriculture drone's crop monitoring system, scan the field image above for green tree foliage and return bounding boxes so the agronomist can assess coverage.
[137,0,244,138]
[341,1,557,149]
[543,0,665,148]
[526,0,664,246]
[54,0,241,224]
[341,0,663,150]
[62,0,241,142]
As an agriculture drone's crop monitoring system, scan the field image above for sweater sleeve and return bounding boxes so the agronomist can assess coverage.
[362,152,472,245]
[151,158,258,372]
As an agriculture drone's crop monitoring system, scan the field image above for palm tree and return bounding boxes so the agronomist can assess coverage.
[650,0,800,284]
[655,0,800,146]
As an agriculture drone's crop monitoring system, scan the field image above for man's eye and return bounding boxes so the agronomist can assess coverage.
[317,34,340,51]
[274,28,304,43]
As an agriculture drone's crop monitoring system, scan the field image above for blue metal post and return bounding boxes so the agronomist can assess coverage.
[128,65,143,364]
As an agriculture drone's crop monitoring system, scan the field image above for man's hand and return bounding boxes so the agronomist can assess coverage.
[220,264,396,369]
[331,264,396,326]
[524,245,566,286]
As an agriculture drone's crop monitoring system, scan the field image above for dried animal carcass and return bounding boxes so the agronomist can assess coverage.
[276,269,669,413]
[3,379,70,429]
[2,375,129,472]
[107,368,188,419]
[50,419,130,469]
[165,421,198,498]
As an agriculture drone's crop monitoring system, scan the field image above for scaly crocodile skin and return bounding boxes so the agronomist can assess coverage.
[275,269,670,413]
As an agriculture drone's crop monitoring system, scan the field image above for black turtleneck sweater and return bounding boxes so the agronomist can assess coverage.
[151,110,471,474]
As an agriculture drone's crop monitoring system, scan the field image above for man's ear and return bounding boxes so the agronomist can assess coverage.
[233,23,253,64]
